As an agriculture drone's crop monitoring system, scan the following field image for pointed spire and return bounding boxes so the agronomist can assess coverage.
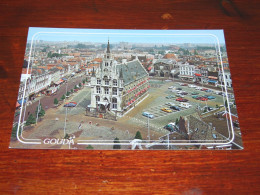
[107,38,110,53]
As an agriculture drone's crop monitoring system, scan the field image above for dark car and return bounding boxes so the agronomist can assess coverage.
[164,124,175,132]
[179,98,188,102]
[176,87,182,90]
[170,106,180,111]
[181,92,188,95]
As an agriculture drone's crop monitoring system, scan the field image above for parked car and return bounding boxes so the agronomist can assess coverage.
[166,95,175,99]
[192,95,199,99]
[170,105,180,111]
[201,88,208,91]
[142,112,154,119]
[206,95,216,99]
[176,87,182,90]
[191,92,199,95]
[165,102,175,106]
[176,94,184,98]
[205,89,212,92]
[64,102,77,107]
[161,108,172,113]
[176,98,189,102]
[198,97,208,101]
[168,86,174,89]
[164,123,177,132]
[180,83,188,86]
[179,102,192,108]
[181,92,188,95]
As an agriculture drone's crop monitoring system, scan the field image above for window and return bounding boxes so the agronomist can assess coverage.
[96,96,100,102]
[105,79,109,85]
[97,79,101,85]
[112,88,117,95]
[112,98,117,109]
[105,87,109,94]
[105,62,108,66]
[113,79,117,86]
[96,86,101,93]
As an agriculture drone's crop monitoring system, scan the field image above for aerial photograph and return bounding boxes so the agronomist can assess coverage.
[9,28,243,150]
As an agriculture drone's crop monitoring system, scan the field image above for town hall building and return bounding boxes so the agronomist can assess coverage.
[89,40,149,117]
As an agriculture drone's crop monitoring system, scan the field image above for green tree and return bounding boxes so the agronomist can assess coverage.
[54,98,59,105]
[175,118,179,125]
[134,131,142,140]
[35,104,45,118]
[71,89,73,93]
[64,133,70,139]
[79,83,82,88]
[66,91,70,97]
[26,114,36,126]
[47,51,52,58]
[86,145,94,150]
[82,80,86,84]
[11,123,19,139]
[60,94,65,100]
[113,137,121,149]
[216,104,219,108]
[225,100,228,108]
[74,85,77,89]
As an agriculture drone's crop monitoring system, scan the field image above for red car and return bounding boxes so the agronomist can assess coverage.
[176,98,188,102]
[179,98,189,102]
[201,88,208,91]
[199,97,208,101]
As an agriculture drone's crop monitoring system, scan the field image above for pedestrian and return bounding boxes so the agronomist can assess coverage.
[78,123,82,129]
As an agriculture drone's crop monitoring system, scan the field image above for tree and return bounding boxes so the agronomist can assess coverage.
[26,114,36,126]
[113,137,121,149]
[74,85,77,89]
[225,100,228,108]
[85,78,88,82]
[66,91,70,97]
[175,118,179,126]
[47,51,52,58]
[71,89,73,93]
[82,80,86,84]
[60,94,65,101]
[64,133,70,139]
[54,98,59,105]
[86,145,94,150]
[35,104,45,118]
[134,131,142,140]
[11,123,19,140]
[79,83,82,88]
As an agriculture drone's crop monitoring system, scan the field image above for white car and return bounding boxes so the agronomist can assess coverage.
[168,86,174,89]
[165,102,175,106]
[179,102,192,108]
[195,87,202,90]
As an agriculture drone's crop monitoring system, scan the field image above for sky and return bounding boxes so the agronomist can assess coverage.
[27,27,226,45]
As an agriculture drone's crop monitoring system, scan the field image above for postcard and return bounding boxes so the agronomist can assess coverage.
[9,28,243,150]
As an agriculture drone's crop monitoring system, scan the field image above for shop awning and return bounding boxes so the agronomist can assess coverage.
[208,76,218,79]
[208,80,218,83]
[18,99,27,105]
[16,102,20,108]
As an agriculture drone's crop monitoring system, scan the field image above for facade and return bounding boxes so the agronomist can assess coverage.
[179,62,195,81]
[219,70,232,87]
[153,59,176,77]
[89,40,149,116]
